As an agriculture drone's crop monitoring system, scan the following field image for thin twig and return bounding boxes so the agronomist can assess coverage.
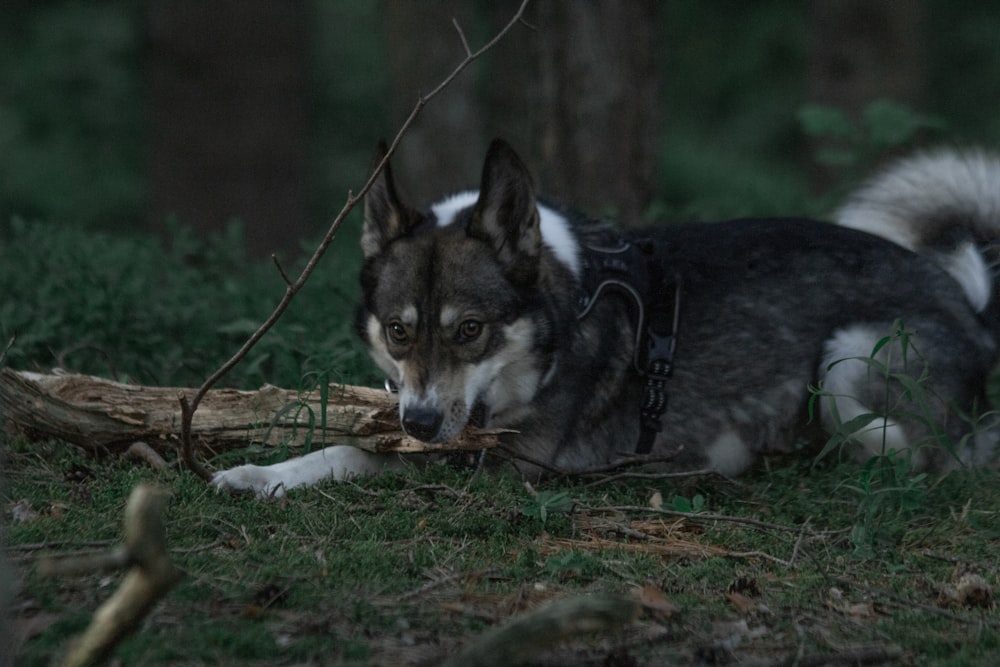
[725,550,796,568]
[271,254,292,288]
[394,569,489,602]
[123,441,168,469]
[578,468,716,489]
[179,0,531,482]
[10,539,117,553]
[830,575,1000,629]
[452,18,472,57]
[789,517,811,565]
[37,546,130,577]
[595,505,850,537]
[495,446,695,478]
[0,333,14,366]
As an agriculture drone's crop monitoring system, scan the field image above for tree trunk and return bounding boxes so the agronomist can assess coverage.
[0,369,501,457]
[382,1,661,226]
[533,1,661,226]
[384,1,487,202]
[807,0,927,186]
[808,0,926,113]
[146,0,309,258]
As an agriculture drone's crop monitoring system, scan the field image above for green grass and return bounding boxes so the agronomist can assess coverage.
[0,214,375,390]
[3,138,1000,662]
[4,438,1000,665]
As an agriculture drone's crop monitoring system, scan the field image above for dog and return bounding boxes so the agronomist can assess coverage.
[213,140,1000,497]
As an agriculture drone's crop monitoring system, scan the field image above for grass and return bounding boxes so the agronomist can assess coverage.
[809,319,1000,561]
[4,433,1000,665]
[0,215,375,390]
[2,146,1000,663]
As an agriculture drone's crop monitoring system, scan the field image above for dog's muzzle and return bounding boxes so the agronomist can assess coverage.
[400,402,488,443]
[401,407,444,442]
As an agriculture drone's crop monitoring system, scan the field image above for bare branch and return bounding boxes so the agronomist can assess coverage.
[452,18,472,57]
[493,446,699,478]
[179,0,530,481]
[42,485,183,667]
[0,333,13,366]
[123,441,169,469]
[271,254,292,287]
[577,468,716,489]
[593,504,851,537]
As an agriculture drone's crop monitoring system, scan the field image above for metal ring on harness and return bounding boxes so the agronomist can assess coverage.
[577,278,647,372]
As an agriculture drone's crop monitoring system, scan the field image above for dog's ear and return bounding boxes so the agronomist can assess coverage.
[362,141,417,258]
[469,139,541,284]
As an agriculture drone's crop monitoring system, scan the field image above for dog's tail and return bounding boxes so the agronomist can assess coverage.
[836,148,1000,315]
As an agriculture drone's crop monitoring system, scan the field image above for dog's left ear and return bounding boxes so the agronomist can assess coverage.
[362,140,418,258]
[470,139,541,284]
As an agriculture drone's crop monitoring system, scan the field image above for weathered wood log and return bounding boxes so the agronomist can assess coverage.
[0,368,503,456]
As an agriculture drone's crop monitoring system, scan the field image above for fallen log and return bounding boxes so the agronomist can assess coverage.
[0,368,503,457]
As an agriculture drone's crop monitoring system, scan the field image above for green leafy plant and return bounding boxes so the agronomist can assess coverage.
[520,489,573,526]
[671,493,706,513]
[809,320,952,464]
[542,550,596,580]
[843,450,928,559]
[807,320,987,557]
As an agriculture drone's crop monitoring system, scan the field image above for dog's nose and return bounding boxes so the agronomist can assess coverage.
[402,408,443,442]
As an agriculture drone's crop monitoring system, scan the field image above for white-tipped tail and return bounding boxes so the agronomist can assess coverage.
[836,149,1000,313]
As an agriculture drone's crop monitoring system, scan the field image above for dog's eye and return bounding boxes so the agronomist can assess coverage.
[457,319,482,342]
[387,322,410,344]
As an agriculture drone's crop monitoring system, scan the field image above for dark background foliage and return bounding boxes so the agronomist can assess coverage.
[4,6,1000,665]
[1,0,999,387]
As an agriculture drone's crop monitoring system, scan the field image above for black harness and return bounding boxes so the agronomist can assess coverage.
[576,238,681,454]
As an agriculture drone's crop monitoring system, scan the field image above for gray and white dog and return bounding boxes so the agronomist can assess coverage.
[214,141,1000,497]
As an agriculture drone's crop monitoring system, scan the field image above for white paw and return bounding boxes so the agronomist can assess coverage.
[211,446,407,499]
[211,465,288,499]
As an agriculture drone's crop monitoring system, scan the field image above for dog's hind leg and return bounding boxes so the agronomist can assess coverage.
[211,446,410,498]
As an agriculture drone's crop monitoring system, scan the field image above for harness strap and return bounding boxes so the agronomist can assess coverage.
[636,279,681,453]
[578,239,681,454]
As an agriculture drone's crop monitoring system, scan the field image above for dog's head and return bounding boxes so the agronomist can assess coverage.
[358,140,552,443]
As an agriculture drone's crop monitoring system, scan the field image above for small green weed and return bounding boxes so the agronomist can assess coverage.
[520,488,573,526]
[808,320,986,557]
[843,450,928,558]
[542,550,598,580]
[671,493,706,513]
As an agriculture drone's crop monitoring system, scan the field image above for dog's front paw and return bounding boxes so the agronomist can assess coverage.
[211,465,287,499]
